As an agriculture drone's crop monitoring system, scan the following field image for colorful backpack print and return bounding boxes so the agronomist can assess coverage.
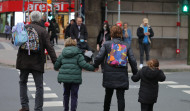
[20,26,40,55]
[107,43,128,67]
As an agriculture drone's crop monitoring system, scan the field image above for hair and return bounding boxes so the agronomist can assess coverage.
[123,22,128,26]
[76,17,82,21]
[147,59,159,69]
[101,22,110,32]
[64,37,77,47]
[71,19,76,23]
[110,25,123,38]
[30,11,42,22]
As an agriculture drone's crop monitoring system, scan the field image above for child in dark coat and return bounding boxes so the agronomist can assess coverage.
[131,59,166,111]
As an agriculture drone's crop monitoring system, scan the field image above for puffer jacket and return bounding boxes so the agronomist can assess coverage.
[93,38,138,90]
[131,66,166,104]
[54,46,95,84]
[137,24,154,44]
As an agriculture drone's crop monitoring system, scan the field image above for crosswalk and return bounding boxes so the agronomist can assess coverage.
[159,81,190,95]
[15,70,190,109]
[17,70,63,108]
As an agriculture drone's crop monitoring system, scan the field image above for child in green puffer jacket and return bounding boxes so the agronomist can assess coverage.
[54,37,95,111]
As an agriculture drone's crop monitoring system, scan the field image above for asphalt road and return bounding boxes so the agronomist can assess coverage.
[0,66,190,111]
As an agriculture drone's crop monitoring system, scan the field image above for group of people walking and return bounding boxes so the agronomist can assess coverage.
[17,11,166,111]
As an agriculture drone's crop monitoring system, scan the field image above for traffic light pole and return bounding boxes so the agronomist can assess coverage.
[188,0,190,65]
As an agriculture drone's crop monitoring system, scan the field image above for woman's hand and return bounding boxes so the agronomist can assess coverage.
[97,45,100,51]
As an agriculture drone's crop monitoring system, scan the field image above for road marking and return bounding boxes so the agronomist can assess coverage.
[43,101,63,107]
[167,85,190,88]
[0,42,14,50]
[159,81,178,84]
[27,82,46,86]
[129,85,140,89]
[31,93,58,98]
[29,75,33,78]
[28,87,51,91]
[28,78,34,81]
[182,90,190,94]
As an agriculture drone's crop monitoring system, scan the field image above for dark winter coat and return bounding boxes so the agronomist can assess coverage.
[16,22,57,73]
[131,66,166,104]
[54,46,95,84]
[93,38,138,89]
[70,23,88,41]
[97,30,111,48]
[65,24,71,39]
[137,24,154,44]
[51,22,59,37]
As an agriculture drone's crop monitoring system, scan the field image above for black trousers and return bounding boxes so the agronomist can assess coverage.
[141,103,154,111]
[104,88,125,111]
[139,43,151,64]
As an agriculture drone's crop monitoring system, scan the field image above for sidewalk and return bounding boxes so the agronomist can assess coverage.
[0,38,190,72]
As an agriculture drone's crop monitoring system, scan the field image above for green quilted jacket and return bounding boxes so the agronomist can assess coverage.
[54,46,95,84]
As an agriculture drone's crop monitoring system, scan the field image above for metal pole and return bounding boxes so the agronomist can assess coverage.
[23,0,25,22]
[79,0,82,17]
[68,0,71,22]
[118,0,120,22]
[46,1,48,31]
[187,0,190,65]
[177,1,180,50]
[41,0,43,14]
[105,0,107,21]
[28,0,30,22]
[33,0,35,11]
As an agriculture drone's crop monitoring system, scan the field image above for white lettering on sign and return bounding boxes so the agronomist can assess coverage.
[26,2,67,12]
[39,4,46,11]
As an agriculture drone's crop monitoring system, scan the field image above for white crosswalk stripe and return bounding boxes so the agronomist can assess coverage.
[129,85,140,89]
[159,81,178,84]
[43,101,63,107]
[182,90,190,94]
[167,85,190,88]
[0,42,15,50]
[27,82,46,86]
[31,93,58,98]
[16,69,63,108]
[28,78,34,81]
[28,87,51,91]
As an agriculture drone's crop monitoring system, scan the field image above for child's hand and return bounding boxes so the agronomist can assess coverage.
[94,68,99,72]
[54,69,59,71]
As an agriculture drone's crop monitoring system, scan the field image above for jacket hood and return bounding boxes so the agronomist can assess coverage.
[140,24,150,28]
[62,46,82,58]
[142,66,160,80]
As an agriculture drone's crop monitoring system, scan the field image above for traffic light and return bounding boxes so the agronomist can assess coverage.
[47,0,52,4]
[182,0,189,13]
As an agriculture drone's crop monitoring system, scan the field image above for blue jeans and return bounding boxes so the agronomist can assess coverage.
[63,83,80,111]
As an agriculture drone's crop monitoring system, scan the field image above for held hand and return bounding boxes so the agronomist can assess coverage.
[97,45,100,51]
[94,68,99,72]
[85,40,87,42]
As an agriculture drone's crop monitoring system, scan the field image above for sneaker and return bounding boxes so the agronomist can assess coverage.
[19,108,29,111]
[139,64,143,69]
